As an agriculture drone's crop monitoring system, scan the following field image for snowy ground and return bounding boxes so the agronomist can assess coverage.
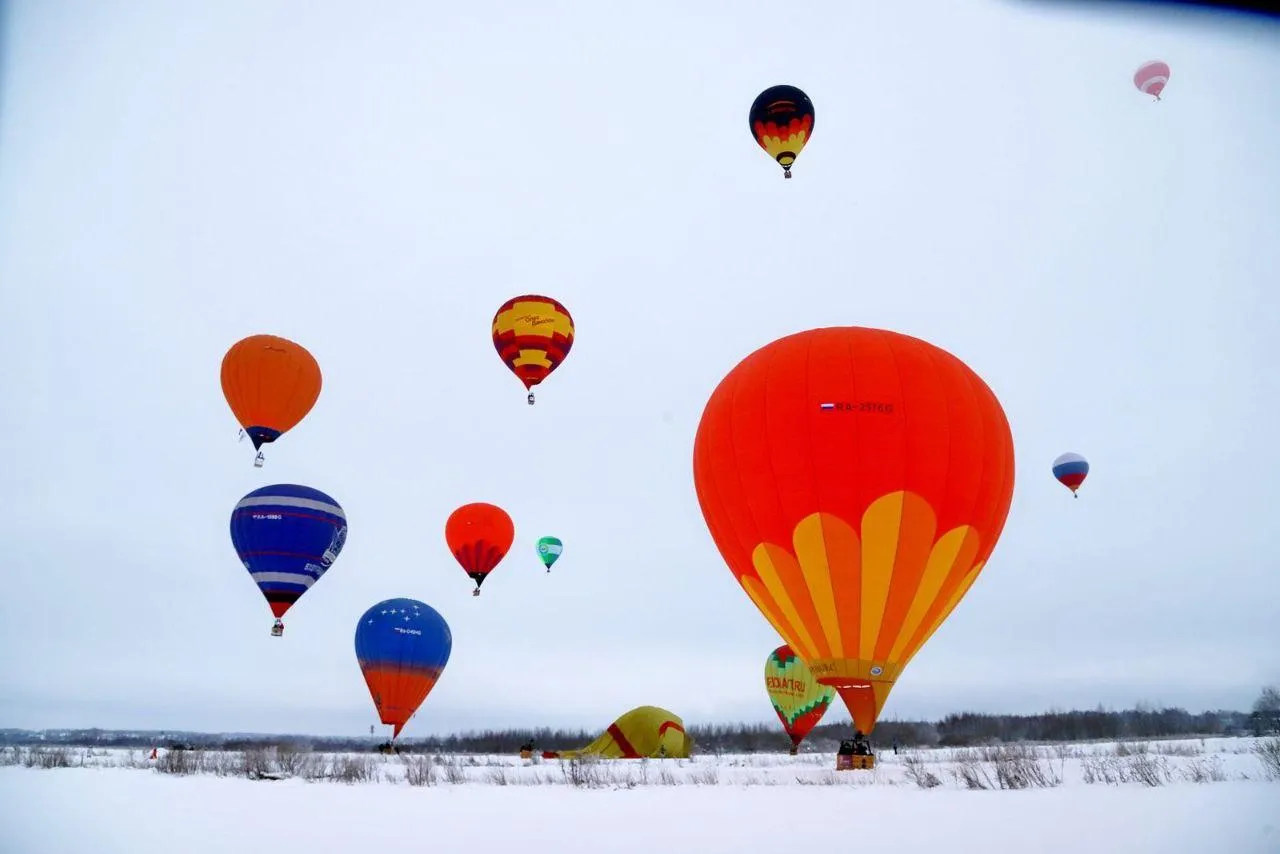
[2,737,1277,853]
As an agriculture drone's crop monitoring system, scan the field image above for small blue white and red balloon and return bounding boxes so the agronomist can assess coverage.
[1052,452,1090,498]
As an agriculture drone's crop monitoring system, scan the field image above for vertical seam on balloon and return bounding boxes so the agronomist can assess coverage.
[843,329,861,663]
[253,344,264,425]
[764,336,821,654]
[394,603,409,738]
[921,342,959,659]
[902,344,970,669]
[878,330,909,668]
[961,360,996,588]
[724,356,774,630]
[920,350,992,669]
[800,332,826,656]
[228,349,247,428]
[280,357,303,434]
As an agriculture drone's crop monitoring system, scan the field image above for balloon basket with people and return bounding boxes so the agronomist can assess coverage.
[836,731,876,771]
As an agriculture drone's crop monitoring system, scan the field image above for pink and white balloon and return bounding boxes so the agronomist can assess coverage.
[1134,60,1171,101]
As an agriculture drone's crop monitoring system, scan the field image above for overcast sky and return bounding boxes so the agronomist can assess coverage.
[1,1,1277,738]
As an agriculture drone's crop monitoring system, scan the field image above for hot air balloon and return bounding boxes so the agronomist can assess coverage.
[1052,452,1089,497]
[765,644,836,755]
[221,334,322,467]
[492,295,575,405]
[749,85,815,179]
[230,484,347,636]
[354,598,452,740]
[536,536,563,573]
[1134,60,1170,100]
[445,502,515,596]
[693,327,1016,746]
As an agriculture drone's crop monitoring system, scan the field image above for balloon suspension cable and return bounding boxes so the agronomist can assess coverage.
[527,391,536,405]
[238,429,246,443]
[254,451,265,468]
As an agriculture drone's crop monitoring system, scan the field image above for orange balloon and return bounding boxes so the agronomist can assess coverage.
[692,327,1015,733]
[445,502,515,595]
[220,334,322,450]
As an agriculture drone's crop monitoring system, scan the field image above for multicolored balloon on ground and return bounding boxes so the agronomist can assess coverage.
[230,484,347,636]
[536,536,563,572]
[693,327,1016,735]
[221,334,322,466]
[1134,60,1170,100]
[749,84,814,179]
[445,502,515,595]
[354,598,452,739]
[765,645,835,754]
[491,295,575,405]
[1052,452,1089,497]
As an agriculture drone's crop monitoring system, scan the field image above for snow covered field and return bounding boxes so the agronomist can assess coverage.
[2,737,1277,853]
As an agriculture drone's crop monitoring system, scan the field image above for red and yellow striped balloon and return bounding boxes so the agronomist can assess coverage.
[491,295,574,403]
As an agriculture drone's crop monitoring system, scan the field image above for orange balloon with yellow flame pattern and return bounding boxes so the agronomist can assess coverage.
[694,327,1016,734]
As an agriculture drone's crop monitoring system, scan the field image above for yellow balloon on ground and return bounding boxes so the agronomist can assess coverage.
[543,706,689,759]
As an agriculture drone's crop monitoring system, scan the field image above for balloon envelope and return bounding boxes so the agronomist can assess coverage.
[445,502,515,591]
[1052,452,1090,495]
[536,536,563,570]
[355,598,452,738]
[765,645,836,749]
[230,484,347,620]
[492,295,575,394]
[1134,60,1170,98]
[220,334,322,450]
[693,327,1016,733]
[749,84,814,177]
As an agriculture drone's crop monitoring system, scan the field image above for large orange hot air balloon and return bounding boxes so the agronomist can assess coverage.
[445,502,515,596]
[220,334,322,467]
[491,295,575,405]
[693,327,1015,735]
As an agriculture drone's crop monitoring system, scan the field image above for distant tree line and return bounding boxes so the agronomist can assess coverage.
[5,686,1276,754]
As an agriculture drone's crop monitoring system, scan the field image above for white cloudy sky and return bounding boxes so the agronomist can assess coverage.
[1,1,1277,738]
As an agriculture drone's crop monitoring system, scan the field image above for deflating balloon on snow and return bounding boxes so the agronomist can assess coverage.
[220,334,322,466]
[693,327,1016,735]
[355,598,452,739]
[540,706,689,760]
[765,644,835,754]
[230,484,347,636]
[445,502,515,595]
